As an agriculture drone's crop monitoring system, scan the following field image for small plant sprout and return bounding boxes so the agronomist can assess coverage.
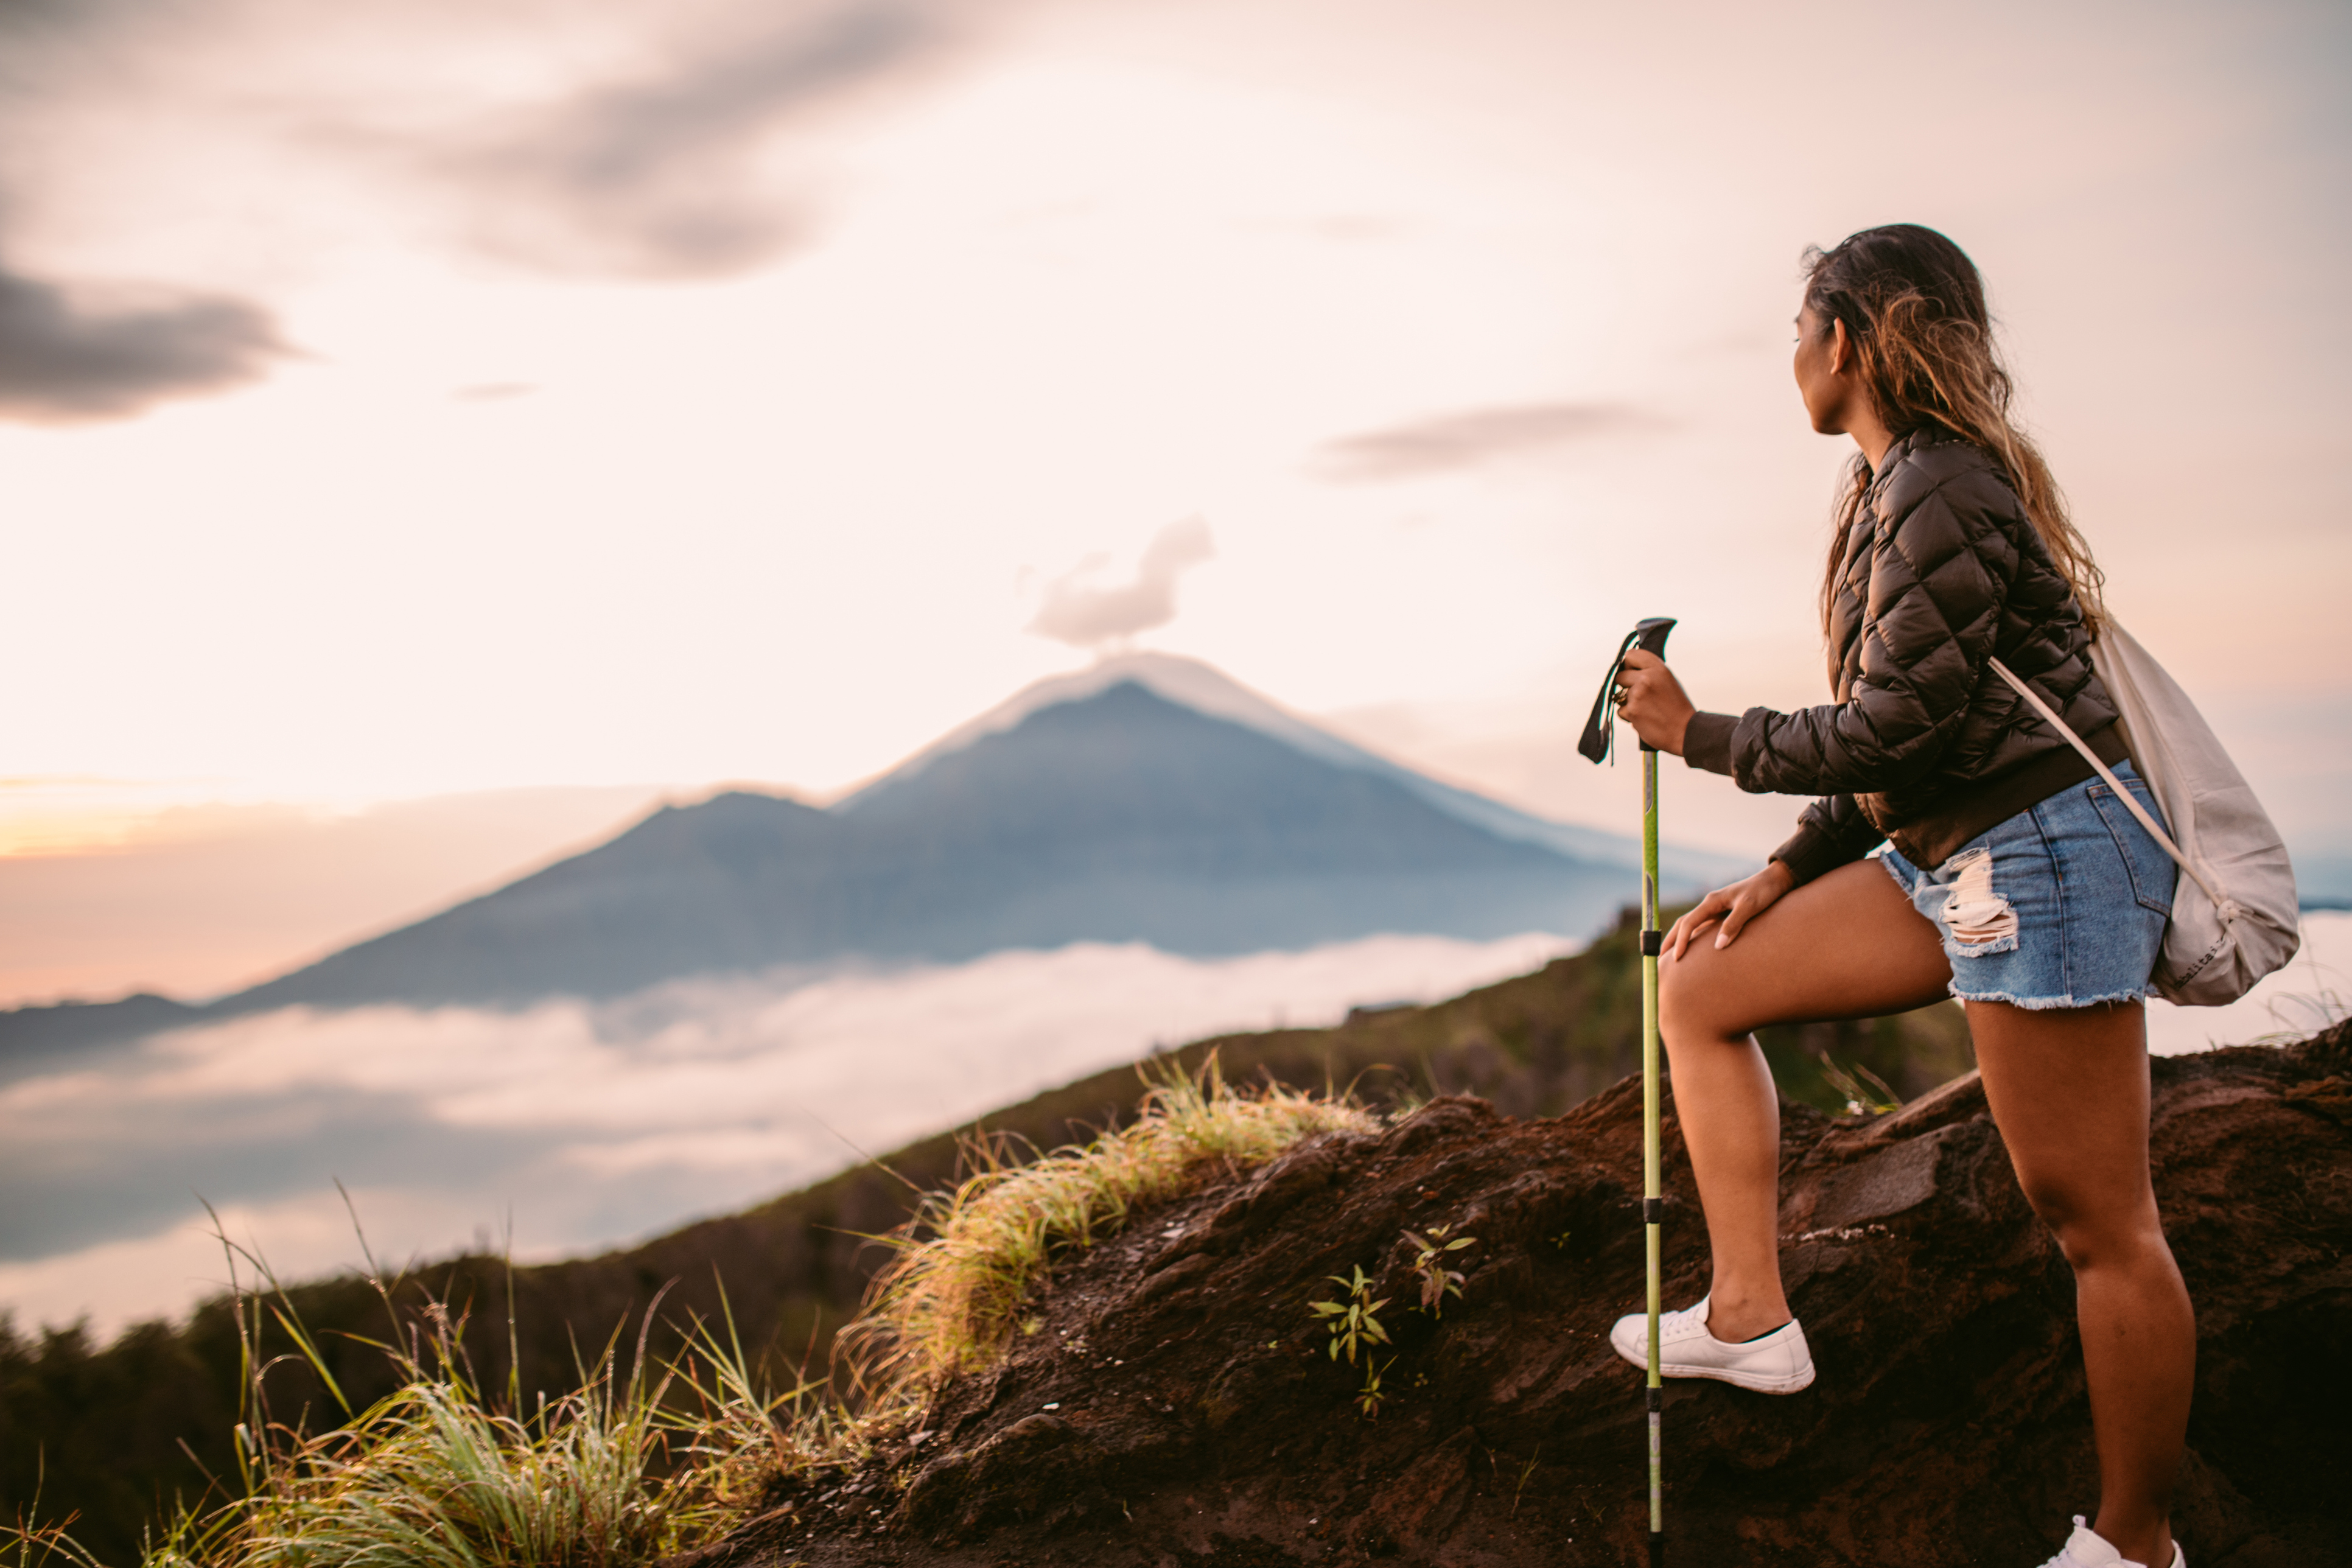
[1511,1443,1542,1518]
[1402,1223,1477,1317]
[1354,1357,1395,1420]
[1309,1264,1391,1365]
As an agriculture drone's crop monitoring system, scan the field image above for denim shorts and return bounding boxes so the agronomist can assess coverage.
[1878,760,2177,1010]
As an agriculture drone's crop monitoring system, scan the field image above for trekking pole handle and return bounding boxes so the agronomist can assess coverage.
[1577,617,1678,763]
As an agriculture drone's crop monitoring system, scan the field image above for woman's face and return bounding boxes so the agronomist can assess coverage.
[1791,301,1847,435]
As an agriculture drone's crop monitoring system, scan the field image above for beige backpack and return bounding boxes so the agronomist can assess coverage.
[1991,620,2301,1007]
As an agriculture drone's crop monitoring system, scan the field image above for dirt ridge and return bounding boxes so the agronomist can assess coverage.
[705,1023,2352,1567]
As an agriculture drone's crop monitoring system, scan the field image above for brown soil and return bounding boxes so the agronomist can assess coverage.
[693,1024,2352,1567]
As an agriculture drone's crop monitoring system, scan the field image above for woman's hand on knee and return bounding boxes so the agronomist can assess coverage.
[1668,861,1797,959]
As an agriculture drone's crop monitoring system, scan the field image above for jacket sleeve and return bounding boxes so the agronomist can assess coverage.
[1769,796,1887,886]
[1723,466,2021,799]
[1682,715,1877,883]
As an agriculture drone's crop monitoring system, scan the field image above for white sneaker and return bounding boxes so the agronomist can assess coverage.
[2035,1515,2186,1568]
[1607,1295,1815,1393]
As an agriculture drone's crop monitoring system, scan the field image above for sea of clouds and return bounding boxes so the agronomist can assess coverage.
[0,930,1573,1336]
[4,913,2339,1341]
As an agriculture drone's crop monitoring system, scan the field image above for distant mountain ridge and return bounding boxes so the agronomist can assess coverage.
[1,658,1748,1057]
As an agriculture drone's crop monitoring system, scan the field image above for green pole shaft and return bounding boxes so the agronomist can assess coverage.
[1642,746,1664,1561]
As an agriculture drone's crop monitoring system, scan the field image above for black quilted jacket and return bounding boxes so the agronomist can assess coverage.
[1682,425,2121,878]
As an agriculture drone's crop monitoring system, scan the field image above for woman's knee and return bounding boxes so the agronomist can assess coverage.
[2017,1177,2165,1273]
[1658,950,1740,1044]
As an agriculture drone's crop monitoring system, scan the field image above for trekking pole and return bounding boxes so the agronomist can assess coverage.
[1577,615,1676,1567]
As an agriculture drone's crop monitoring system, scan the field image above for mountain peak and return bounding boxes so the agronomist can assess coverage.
[837,655,1743,886]
[1,656,1746,1042]
[833,654,1355,813]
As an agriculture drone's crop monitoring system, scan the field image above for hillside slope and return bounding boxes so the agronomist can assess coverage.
[0,915,1958,1564]
[716,1028,2352,1567]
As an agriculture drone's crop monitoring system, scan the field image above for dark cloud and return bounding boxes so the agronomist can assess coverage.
[1314,401,1649,483]
[0,262,283,423]
[0,1,990,292]
[1028,517,1216,652]
[443,2,952,279]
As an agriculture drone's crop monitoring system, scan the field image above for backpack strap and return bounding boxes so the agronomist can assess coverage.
[1987,658,2229,913]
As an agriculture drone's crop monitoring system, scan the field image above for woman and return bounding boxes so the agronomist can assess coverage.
[1606,225,2192,1568]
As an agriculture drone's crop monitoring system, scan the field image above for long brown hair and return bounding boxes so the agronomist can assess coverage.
[1804,224,2104,637]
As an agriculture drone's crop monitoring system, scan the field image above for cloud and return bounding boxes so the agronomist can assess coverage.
[1027,516,1216,653]
[0,260,283,423]
[0,1,990,292]
[0,930,1574,1330]
[1313,401,1649,483]
[436,2,956,279]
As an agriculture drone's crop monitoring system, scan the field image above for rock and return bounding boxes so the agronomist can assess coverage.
[1132,1252,1220,1306]
[1368,1426,1477,1547]
[714,1029,2352,1567]
[2283,1074,2352,1124]
[1799,1116,1997,1231]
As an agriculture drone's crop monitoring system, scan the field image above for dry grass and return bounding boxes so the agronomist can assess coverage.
[851,1051,1374,1391]
[5,1054,1365,1568]
[5,1248,799,1568]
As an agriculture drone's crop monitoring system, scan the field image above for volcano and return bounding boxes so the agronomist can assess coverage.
[1,656,1744,1053]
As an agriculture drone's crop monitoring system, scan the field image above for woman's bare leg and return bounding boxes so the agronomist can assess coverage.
[1657,859,1951,1342]
[1969,1000,2189,1568]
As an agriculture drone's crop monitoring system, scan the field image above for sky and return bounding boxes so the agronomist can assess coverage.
[5,0,2351,1329]
[4,0,2350,1007]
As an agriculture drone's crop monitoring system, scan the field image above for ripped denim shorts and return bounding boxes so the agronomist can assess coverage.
[1877,759,2177,1010]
